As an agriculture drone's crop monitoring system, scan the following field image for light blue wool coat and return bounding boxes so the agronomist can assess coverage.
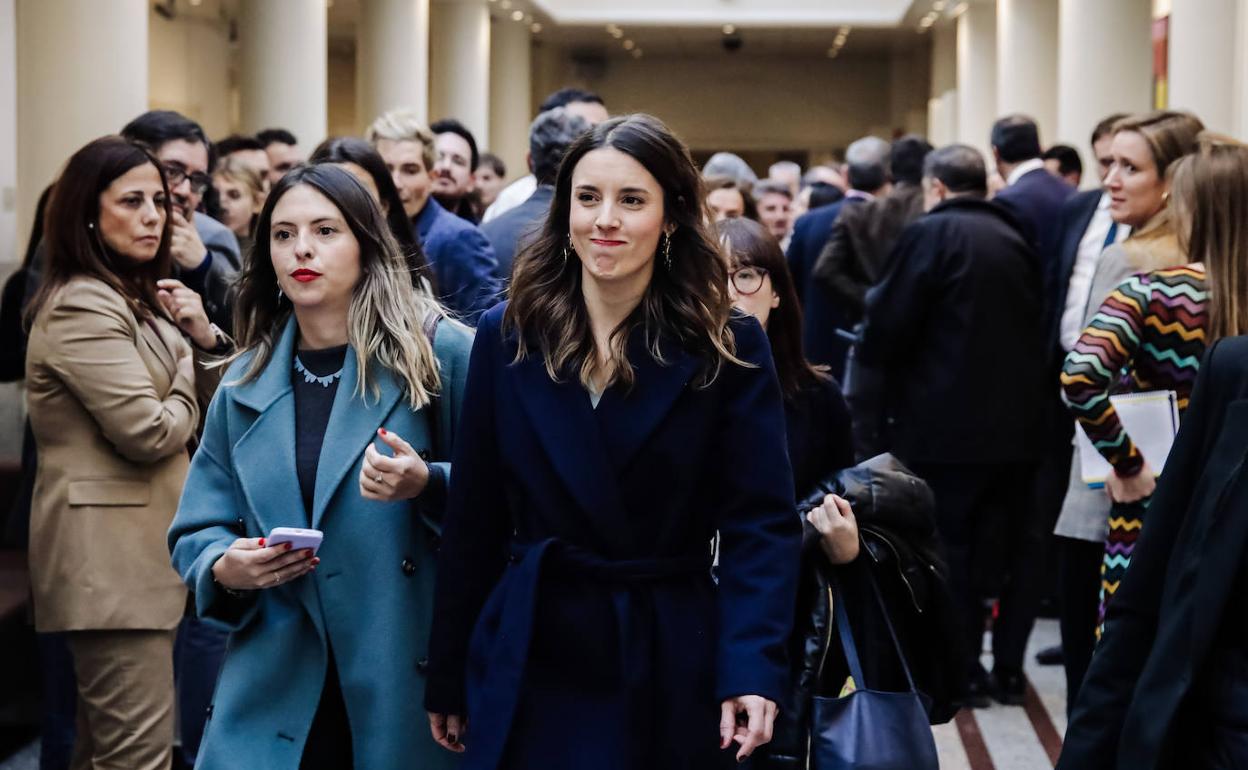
[169,315,471,770]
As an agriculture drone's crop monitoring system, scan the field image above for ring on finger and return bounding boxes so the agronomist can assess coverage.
[374,473,384,484]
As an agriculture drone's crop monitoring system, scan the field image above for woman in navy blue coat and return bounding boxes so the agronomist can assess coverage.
[424,114,802,768]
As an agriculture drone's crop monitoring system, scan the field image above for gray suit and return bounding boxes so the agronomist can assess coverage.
[481,185,554,284]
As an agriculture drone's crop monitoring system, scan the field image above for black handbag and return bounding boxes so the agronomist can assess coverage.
[810,576,939,770]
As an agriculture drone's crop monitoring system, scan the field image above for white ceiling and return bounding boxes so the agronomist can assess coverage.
[530,0,916,27]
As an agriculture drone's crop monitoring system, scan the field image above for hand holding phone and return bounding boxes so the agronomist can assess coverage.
[265,527,324,556]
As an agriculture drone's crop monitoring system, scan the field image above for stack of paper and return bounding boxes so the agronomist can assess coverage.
[1076,390,1180,488]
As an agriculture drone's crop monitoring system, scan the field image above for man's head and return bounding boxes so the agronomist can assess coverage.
[529,108,591,187]
[922,144,988,211]
[889,135,935,186]
[1091,113,1128,184]
[538,87,609,126]
[1042,144,1083,187]
[752,179,793,240]
[121,110,211,218]
[257,127,302,185]
[845,136,891,194]
[215,134,271,182]
[703,152,758,187]
[429,118,478,203]
[990,114,1042,176]
[474,153,507,208]
[366,108,436,219]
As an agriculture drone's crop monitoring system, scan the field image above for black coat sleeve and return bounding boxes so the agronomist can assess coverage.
[1057,339,1227,769]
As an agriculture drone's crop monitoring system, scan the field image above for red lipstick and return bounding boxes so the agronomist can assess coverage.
[591,239,626,247]
[291,269,322,282]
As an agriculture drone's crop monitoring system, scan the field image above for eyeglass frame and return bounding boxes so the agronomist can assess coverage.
[161,161,212,196]
[729,265,770,296]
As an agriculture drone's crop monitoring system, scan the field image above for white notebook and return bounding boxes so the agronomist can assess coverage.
[1075,390,1180,488]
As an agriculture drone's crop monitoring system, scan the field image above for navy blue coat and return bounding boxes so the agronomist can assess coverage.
[1047,189,1103,358]
[425,304,802,769]
[787,199,866,378]
[414,198,502,325]
[992,167,1075,317]
[481,185,553,284]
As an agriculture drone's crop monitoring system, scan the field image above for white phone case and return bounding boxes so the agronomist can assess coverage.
[266,526,324,555]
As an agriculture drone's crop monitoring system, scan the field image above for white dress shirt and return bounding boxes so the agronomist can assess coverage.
[481,174,537,223]
[1059,193,1127,351]
[1006,157,1046,186]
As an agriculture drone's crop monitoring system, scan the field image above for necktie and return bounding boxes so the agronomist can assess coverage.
[1102,221,1119,250]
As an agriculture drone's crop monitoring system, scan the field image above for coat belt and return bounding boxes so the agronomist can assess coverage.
[463,537,710,770]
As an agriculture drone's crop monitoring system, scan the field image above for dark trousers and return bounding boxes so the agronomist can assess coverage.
[37,632,77,770]
[909,461,1041,675]
[173,616,229,766]
[1057,536,1104,714]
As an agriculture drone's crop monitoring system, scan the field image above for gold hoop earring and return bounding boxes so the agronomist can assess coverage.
[663,232,673,270]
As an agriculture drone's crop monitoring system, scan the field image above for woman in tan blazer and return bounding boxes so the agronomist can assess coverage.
[25,136,223,770]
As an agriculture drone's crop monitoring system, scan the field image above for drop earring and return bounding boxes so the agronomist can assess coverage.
[663,232,673,271]
[563,233,573,266]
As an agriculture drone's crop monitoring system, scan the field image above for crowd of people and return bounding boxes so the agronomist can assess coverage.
[4,78,1248,770]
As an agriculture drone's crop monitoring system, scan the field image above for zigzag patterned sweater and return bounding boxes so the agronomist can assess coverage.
[1061,264,1209,478]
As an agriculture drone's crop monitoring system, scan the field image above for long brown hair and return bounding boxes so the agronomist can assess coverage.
[1112,111,1205,271]
[717,217,827,400]
[26,136,173,325]
[504,113,739,390]
[226,164,444,409]
[1171,133,1248,342]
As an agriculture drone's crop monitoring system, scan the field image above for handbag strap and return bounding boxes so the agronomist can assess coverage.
[832,571,920,694]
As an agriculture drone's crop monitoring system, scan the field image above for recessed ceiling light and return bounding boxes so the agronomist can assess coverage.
[623,39,635,50]
[723,24,736,35]
[840,26,851,35]
[612,29,624,38]
[531,22,542,33]
[632,48,643,58]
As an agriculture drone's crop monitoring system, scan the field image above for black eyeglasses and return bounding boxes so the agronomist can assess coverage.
[162,162,212,195]
[730,266,769,296]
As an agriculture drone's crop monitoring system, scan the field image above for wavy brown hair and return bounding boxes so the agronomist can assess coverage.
[717,217,828,400]
[226,164,444,409]
[1171,133,1248,343]
[504,113,739,390]
[27,136,173,326]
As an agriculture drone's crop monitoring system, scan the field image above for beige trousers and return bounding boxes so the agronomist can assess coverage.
[66,629,176,770]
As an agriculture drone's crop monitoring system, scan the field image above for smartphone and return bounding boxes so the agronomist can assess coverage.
[266,527,324,556]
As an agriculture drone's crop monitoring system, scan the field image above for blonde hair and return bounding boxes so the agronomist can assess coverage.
[227,164,444,409]
[1112,110,1205,271]
[213,155,266,201]
[1171,132,1248,342]
[365,109,436,171]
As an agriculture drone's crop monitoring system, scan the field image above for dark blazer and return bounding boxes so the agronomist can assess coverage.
[811,183,926,320]
[992,167,1075,313]
[481,184,553,283]
[413,198,501,325]
[788,198,867,378]
[1047,189,1103,358]
[424,304,802,769]
[1058,337,1248,770]
[856,197,1046,464]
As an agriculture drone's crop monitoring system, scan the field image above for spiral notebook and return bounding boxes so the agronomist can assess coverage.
[1075,390,1180,488]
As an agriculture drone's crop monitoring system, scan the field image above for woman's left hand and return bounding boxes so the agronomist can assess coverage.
[720,695,778,761]
[157,278,217,350]
[807,493,860,565]
[359,428,430,501]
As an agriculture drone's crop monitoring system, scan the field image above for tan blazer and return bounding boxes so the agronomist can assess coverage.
[26,277,198,632]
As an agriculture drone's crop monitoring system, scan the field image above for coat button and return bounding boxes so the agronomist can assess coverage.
[401,558,416,576]
[416,657,429,673]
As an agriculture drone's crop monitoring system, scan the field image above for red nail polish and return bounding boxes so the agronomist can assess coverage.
[258,538,266,547]
[284,542,293,550]
[312,557,321,565]
[379,428,387,436]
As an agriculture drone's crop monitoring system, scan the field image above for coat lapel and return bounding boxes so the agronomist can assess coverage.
[230,319,306,538]
[310,350,403,529]
[137,314,179,378]
[594,329,699,474]
[510,354,636,557]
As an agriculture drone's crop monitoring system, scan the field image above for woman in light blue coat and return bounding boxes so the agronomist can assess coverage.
[169,164,471,769]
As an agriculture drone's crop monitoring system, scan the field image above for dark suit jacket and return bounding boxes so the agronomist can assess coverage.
[856,197,1046,464]
[481,184,553,284]
[425,304,801,768]
[788,197,868,377]
[811,183,926,320]
[992,167,1075,318]
[413,198,501,325]
[1058,337,1248,770]
[1048,189,1102,357]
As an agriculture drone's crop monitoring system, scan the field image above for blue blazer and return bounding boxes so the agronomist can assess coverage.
[481,184,554,283]
[168,316,472,770]
[424,304,802,769]
[415,198,502,326]
[992,168,1075,313]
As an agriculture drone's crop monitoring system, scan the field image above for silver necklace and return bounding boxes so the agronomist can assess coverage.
[293,355,343,388]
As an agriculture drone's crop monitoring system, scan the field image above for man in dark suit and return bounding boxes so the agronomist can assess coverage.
[483,107,590,284]
[856,144,1046,707]
[1043,113,1130,700]
[788,136,890,379]
[812,135,934,321]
